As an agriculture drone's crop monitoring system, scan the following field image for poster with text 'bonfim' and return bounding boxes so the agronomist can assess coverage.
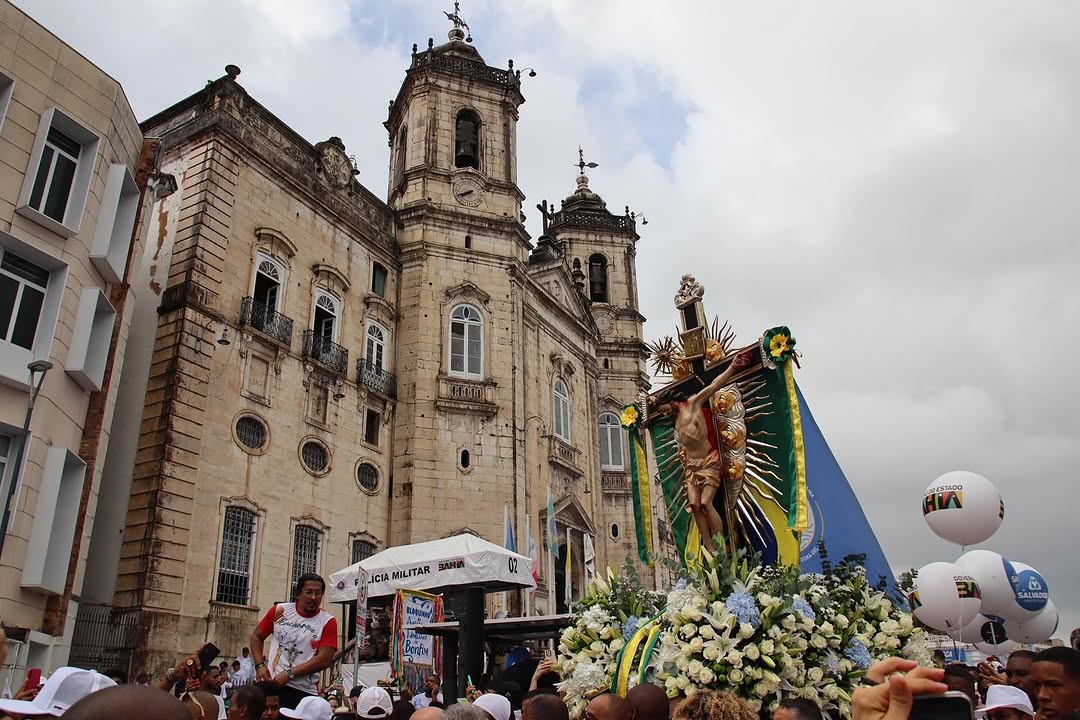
[391,588,443,695]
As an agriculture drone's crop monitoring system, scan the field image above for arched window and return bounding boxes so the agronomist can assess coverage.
[394,127,407,188]
[365,323,386,371]
[553,377,570,442]
[449,304,483,378]
[454,109,481,170]
[313,291,338,342]
[588,254,608,303]
[352,538,376,564]
[598,412,625,470]
[254,255,282,312]
[217,506,256,605]
[290,525,322,594]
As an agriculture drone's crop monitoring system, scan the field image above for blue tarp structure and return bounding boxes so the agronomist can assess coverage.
[796,386,896,589]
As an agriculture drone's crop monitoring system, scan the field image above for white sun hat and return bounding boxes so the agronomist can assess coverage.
[976,685,1035,718]
[0,667,116,716]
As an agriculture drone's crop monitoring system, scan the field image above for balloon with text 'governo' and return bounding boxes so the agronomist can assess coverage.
[922,471,1004,546]
[955,550,1018,618]
[1001,561,1050,623]
[908,561,981,633]
[1004,600,1059,643]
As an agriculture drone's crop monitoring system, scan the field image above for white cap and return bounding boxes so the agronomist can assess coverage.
[280,696,334,720]
[0,667,116,716]
[977,685,1035,718]
[474,693,512,720]
[355,687,393,718]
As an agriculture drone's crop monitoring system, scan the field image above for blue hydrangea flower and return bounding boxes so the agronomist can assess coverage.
[675,578,688,590]
[790,596,816,621]
[725,591,761,628]
[844,639,872,670]
[825,651,841,674]
[622,615,640,639]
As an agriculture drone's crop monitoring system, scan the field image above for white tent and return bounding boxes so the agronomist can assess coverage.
[328,533,536,603]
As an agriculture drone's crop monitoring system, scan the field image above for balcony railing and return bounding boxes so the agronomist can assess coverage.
[601,472,631,494]
[302,330,348,374]
[240,297,294,346]
[357,359,397,399]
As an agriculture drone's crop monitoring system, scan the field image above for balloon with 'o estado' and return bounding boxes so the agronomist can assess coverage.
[908,561,982,633]
[922,471,1003,546]
[955,550,1018,618]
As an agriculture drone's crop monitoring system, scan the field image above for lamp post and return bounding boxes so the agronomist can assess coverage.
[0,359,54,560]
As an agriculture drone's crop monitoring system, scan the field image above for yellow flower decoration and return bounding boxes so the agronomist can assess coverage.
[769,333,791,359]
[620,405,640,429]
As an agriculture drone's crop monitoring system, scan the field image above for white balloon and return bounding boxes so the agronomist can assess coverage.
[1000,561,1051,623]
[948,614,1008,646]
[975,637,1017,655]
[922,471,1003,546]
[1005,600,1059,643]
[956,550,1018,617]
[909,561,981,633]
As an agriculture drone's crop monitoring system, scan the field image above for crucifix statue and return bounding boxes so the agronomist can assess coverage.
[649,276,755,553]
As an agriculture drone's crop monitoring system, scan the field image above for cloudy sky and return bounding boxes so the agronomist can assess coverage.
[22,0,1079,640]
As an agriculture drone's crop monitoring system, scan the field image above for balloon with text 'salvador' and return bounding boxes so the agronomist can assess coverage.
[922,471,1004,546]
[1004,599,1059,643]
[955,549,1018,618]
[907,561,982,633]
[1000,561,1050,623]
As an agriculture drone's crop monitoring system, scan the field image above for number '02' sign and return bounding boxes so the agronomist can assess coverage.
[508,556,518,574]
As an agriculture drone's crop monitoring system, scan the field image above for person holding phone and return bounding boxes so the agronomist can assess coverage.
[250,573,338,711]
[852,657,949,720]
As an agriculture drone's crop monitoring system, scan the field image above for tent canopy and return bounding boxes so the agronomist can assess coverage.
[328,533,536,602]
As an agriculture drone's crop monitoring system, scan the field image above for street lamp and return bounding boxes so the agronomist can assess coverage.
[0,359,54,559]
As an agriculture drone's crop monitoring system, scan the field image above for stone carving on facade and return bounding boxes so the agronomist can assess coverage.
[673,274,705,309]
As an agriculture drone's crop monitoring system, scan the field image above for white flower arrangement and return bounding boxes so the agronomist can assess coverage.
[557,549,929,719]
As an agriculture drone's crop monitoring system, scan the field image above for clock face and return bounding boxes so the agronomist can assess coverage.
[321,147,352,188]
[595,309,616,336]
[453,178,484,207]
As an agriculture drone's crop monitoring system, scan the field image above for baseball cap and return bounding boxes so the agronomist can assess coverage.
[280,696,334,720]
[355,687,393,718]
[0,667,116,716]
[473,693,512,720]
[977,685,1035,718]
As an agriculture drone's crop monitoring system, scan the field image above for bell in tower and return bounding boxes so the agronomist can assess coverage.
[455,109,481,170]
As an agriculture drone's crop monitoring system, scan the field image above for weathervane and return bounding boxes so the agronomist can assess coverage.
[444,1,472,42]
[576,147,598,176]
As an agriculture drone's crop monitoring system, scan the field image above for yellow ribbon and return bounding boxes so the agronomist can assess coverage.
[782,361,808,532]
[614,618,656,696]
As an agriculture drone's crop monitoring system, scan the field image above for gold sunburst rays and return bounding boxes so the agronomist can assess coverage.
[645,335,683,376]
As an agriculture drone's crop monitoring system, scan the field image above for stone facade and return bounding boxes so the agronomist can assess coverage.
[81,22,660,674]
[0,0,149,677]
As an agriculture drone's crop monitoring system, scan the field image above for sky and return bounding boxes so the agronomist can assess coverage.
[21,0,1080,642]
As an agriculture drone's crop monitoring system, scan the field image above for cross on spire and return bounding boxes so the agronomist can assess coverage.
[576,146,598,176]
[444,1,471,39]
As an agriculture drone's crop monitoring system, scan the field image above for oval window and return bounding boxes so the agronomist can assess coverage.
[460,449,471,469]
[301,440,329,474]
[235,416,267,450]
[611,523,620,540]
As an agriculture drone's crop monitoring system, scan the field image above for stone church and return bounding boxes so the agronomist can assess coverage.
[78,15,658,671]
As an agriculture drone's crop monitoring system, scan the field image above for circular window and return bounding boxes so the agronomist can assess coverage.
[299,438,330,476]
[356,462,379,494]
[235,416,266,450]
[610,523,621,540]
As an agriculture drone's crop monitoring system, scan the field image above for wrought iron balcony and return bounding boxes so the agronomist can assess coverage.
[302,330,348,374]
[240,297,293,346]
[356,359,397,399]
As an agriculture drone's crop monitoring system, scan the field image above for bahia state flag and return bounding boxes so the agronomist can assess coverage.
[796,385,895,590]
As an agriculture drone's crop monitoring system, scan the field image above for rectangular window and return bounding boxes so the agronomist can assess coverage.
[65,288,117,392]
[217,507,256,605]
[0,72,13,135]
[17,107,101,237]
[372,262,387,298]
[352,539,376,565]
[364,409,381,447]
[0,249,49,351]
[291,525,321,593]
[21,447,85,595]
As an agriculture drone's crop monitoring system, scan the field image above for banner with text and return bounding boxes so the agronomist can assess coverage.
[390,588,443,696]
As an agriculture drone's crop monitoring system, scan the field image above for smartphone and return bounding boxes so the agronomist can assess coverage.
[196,642,221,672]
[25,668,41,689]
[911,692,974,720]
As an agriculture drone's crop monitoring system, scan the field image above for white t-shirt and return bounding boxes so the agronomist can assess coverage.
[257,602,338,695]
[412,692,444,709]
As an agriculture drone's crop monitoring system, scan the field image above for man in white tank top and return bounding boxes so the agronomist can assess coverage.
[251,573,339,710]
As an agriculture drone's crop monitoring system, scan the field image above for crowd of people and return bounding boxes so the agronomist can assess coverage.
[2,573,1079,720]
